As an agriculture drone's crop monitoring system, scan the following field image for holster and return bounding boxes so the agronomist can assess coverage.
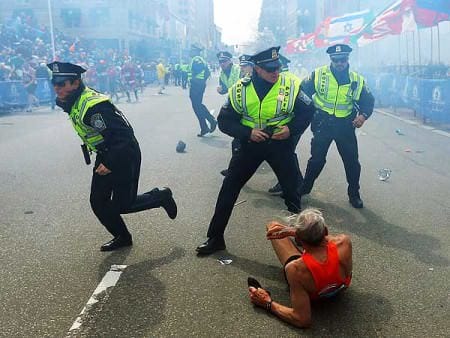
[81,144,91,165]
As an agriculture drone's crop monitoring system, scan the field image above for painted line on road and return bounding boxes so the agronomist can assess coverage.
[67,264,127,334]
[375,109,450,139]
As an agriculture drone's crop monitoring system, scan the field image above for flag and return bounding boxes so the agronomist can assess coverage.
[413,0,450,27]
[286,33,315,54]
[313,10,373,47]
[358,0,416,46]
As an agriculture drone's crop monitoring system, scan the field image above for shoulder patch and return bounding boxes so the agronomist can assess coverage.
[90,113,107,131]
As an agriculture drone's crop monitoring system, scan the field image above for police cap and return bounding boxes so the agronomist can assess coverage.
[47,61,86,84]
[326,44,352,57]
[250,46,281,70]
[217,51,232,62]
[239,54,253,66]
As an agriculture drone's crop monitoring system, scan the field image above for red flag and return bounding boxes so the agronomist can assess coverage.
[413,0,450,27]
[286,33,315,54]
[358,0,416,46]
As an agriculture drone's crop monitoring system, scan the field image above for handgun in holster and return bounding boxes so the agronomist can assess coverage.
[81,144,91,165]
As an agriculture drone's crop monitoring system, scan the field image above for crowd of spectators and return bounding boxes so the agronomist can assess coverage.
[0,11,190,108]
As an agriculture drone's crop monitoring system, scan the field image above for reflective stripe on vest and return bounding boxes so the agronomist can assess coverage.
[219,64,241,90]
[69,87,110,152]
[312,65,364,118]
[229,73,300,129]
[188,56,206,80]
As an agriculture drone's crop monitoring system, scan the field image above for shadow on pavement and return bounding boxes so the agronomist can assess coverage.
[77,247,186,336]
[305,197,449,267]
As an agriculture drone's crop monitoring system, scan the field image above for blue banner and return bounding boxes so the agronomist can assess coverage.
[365,73,450,124]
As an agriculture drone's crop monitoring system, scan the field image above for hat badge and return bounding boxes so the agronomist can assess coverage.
[53,64,59,72]
[336,46,341,52]
[272,49,278,59]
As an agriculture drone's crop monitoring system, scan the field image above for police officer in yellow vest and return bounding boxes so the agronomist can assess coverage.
[47,61,178,251]
[196,47,314,255]
[300,44,374,208]
[216,51,241,95]
[188,45,217,137]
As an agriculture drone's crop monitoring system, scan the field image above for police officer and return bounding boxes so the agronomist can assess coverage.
[188,45,217,137]
[196,47,314,255]
[239,54,254,78]
[47,61,178,251]
[300,44,375,208]
[180,59,189,89]
[216,51,241,95]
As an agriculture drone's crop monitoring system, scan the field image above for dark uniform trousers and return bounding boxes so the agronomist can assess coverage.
[189,79,215,133]
[207,138,301,238]
[303,111,361,197]
[90,145,165,238]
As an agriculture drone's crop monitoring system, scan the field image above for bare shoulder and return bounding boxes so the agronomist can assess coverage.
[328,234,352,247]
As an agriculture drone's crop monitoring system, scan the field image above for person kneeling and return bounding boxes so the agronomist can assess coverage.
[248,208,352,328]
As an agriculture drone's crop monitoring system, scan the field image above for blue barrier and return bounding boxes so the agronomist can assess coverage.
[365,73,450,124]
[0,81,28,108]
[0,79,54,109]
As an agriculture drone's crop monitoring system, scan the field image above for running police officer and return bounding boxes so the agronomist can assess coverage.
[188,45,217,137]
[216,51,241,95]
[48,61,178,251]
[196,47,314,255]
[300,44,375,208]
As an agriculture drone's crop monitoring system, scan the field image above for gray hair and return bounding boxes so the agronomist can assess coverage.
[291,208,327,245]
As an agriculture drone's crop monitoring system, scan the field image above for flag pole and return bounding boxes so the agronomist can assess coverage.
[437,23,441,64]
[47,0,56,60]
[430,26,433,64]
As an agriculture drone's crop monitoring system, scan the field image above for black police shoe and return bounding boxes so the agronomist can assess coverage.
[268,182,282,195]
[349,195,364,208]
[220,169,228,177]
[100,235,133,251]
[209,119,217,133]
[197,129,209,137]
[196,236,226,255]
[160,187,178,219]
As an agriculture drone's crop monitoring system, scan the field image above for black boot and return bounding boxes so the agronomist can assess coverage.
[196,236,226,255]
[100,235,133,251]
[159,188,178,219]
[349,194,364,208]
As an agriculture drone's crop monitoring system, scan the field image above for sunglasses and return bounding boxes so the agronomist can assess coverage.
[51,79,68,87]
[331,57,348,63]
[260,66,280,73]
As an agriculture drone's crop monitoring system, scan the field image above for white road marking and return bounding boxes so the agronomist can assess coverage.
[375,109,450,138]
[68,264,127,333]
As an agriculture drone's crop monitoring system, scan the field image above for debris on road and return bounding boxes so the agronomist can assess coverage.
[176,140,186,153]
[218,258,233,265]
[234,200,247,206]
[378,169,392,181]
[395,129,405,135]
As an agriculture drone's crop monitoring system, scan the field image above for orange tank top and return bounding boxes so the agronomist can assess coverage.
[302,241,351,300]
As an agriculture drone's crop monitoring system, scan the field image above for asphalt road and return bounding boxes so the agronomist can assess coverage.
[0,82,449,337]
